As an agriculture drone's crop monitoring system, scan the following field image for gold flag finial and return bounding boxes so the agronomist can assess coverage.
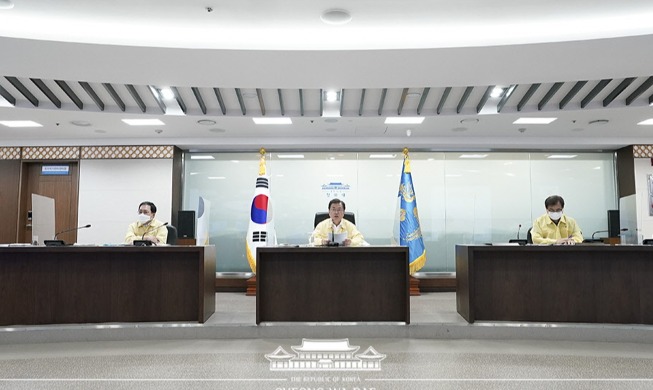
[258,148,267,176]
[403,148,411,173]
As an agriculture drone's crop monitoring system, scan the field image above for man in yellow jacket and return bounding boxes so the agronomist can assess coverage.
[531,195,583,245]
[312,198,365,247]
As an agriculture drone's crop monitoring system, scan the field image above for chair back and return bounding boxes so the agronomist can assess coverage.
[166,225,178,245]
[526,227,533,244]
[314,212,356,228]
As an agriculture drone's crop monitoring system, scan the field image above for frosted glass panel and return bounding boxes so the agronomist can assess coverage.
[183,152,617,273]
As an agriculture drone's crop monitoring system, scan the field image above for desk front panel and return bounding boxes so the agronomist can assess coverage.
[456,245,653,324]
[0,246,215,325]
[257,246,409,324]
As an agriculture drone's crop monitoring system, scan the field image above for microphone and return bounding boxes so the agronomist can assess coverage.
[517,224,522,240]
[591,230,609,240]
[54,224,91,239]
[142,222,168,240]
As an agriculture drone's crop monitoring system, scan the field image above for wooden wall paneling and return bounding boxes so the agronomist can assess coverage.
[0,160,21,243]
[18,162,80,243]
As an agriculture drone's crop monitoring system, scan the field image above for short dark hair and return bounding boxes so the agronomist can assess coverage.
[139,201,157,214]
[545,195,564,209]
[328,198,345,211]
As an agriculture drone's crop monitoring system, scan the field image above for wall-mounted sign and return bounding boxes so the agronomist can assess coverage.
[321,182,351,198]
[41,165,70,176]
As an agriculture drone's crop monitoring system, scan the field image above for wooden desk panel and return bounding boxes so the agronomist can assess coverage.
[0,245,215,325]
[456,245,653,324]
[256,246,409,324]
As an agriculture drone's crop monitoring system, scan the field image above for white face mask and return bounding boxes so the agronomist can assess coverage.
[548,211,563,221]
[138,213,152,224]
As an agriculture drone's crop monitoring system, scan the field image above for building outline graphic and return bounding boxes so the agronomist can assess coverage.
[265,338,386,371]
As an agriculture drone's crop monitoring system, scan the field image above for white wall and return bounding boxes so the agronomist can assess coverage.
[633,158,653,241]
[77,159,173,245]
[184,152,617,272]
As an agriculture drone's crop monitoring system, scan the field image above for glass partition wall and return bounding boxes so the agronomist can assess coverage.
[183,152,617,272]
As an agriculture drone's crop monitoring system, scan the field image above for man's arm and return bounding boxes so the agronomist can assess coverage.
[311,219,330,245]
[530,218,556,245]
[345,221,365,246]
[124,222,139,244]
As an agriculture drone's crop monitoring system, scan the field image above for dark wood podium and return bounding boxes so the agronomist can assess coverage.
[456,244,653,324]
[0,245,216,326]
[256,246,409,324]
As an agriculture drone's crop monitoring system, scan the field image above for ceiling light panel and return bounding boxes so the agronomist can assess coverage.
[385,117,425,124]
[122,119,165,126]
[0,120,43,127]
[637,119,653,125]
[252,118,292,125]
[513,118,557,124]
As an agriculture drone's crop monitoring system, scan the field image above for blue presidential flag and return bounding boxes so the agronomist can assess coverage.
[246,149,276,273]
[395,149,426,274]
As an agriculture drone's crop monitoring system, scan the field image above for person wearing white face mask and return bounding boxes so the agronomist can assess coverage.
[531,195,583,245]
[124,201,168,245]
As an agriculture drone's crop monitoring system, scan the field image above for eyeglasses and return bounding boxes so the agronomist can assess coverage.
[329,209,344,214]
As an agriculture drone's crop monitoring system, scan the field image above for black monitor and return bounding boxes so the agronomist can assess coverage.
[607,210,620,238]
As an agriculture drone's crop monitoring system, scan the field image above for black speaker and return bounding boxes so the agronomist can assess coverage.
[177,210,196,238]
[607,209,620,238]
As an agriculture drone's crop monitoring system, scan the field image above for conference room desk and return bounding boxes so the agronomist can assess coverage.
[0,245,216,326]
[456,244,653,324]
[256,246,409,324]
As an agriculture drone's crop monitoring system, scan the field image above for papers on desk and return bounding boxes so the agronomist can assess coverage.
[332,232,347,245]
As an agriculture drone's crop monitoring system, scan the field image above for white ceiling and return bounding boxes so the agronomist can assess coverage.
[1,0,653,152]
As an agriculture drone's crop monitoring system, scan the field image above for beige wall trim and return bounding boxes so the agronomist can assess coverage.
[633,145,653,158]
[22,146,80,160]
[0,146,174,160]
[0,147,21,160]
[81,146,174,159]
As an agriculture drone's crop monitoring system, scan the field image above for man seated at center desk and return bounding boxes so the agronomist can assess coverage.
[311,198,366,247]
[531,195,583,245]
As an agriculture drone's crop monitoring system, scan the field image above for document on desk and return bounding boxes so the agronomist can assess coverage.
[333,232,347,245]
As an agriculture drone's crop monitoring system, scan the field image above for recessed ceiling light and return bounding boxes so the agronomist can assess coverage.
[321,9,352,25]
[460,118,479,124]
[209,128,226,133]
[637,119,653,125]
[0,120,42,127]
[406,92,422,99]
[208,176,226,180]
[190,155,215,160]
[70,120,92,127]
[588,119,609,125]
[513,118,557,124]
[459,154,488,159]
[253,118,292,125]
[0,0,14,10]
[369,154,396,159]
[197,119,217,125]
[325,90,339,102]
[122,119,165,126]
[547,155,577,159]
[160,88,175,100]
[385,117,425,124]
[490,87,504,98]
[276,154,304,159]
